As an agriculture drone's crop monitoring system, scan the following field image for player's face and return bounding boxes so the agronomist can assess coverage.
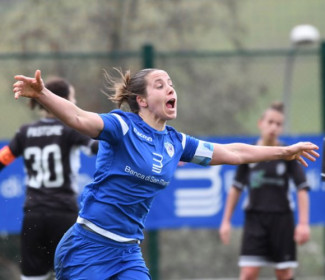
[258,109,284,143]
[144,70,177,122]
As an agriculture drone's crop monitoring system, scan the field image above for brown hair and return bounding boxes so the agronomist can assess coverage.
[30,77,71,110]
[102,68,157,114]
[269,101,284,113]
[261,101,284,118]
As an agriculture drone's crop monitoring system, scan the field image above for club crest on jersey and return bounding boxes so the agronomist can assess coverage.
[249,163,258,168]
[276,162,286,175]
[164,142,174,158]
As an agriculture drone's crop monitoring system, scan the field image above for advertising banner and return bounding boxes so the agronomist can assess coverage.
[0,135,323,234]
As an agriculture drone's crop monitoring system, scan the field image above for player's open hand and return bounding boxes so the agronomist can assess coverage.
[13,70,44,100]
[294,223,310,245]
[284,142,319,167]
[219,221,231,245]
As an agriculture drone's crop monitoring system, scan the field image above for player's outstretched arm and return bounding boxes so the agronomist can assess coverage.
[13,70,103,138]
[210,142,319,167]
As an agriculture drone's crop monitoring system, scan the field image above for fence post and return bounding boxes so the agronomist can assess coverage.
[142,44,155,70]
[142,44,159,280]
[321,41,325,279]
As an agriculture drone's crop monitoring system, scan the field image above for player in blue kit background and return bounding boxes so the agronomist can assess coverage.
[12,69,318,280]
[0,77,98,280]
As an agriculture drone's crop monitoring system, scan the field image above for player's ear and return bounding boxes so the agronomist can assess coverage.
[136,95,148,108]
[257,117,263,129]
[257,120,263,133]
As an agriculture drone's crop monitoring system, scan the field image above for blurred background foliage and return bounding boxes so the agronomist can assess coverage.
[0,0,324,279]
[1,0,324,52]
[0,0,324,139]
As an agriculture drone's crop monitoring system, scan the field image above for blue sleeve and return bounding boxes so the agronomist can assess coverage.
[180,134,214,166]
[180,134,199,162]
[96,112,128,144]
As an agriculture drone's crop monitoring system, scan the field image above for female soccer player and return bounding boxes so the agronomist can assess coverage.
[13,69,318,280]
[219,102,310,280]
[1,77,98,280]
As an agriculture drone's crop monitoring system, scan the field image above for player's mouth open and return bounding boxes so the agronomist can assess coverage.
[166,98,176,109]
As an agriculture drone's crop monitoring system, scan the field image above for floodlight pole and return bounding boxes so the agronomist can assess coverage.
[283,25,320,134]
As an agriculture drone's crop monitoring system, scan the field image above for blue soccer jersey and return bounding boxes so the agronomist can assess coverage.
[77,109,213,241]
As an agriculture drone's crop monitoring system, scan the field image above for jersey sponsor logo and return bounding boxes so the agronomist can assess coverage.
[133,127,152,142]
[152,153,163,174]
[164,142,174,158]
[250,170,285,188]
[124,165,169,187]
[27,125,63,138]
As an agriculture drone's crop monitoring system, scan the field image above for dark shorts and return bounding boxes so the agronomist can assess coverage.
[21,209,77,277]
[239,211,297,269]
[54,223,151,280]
